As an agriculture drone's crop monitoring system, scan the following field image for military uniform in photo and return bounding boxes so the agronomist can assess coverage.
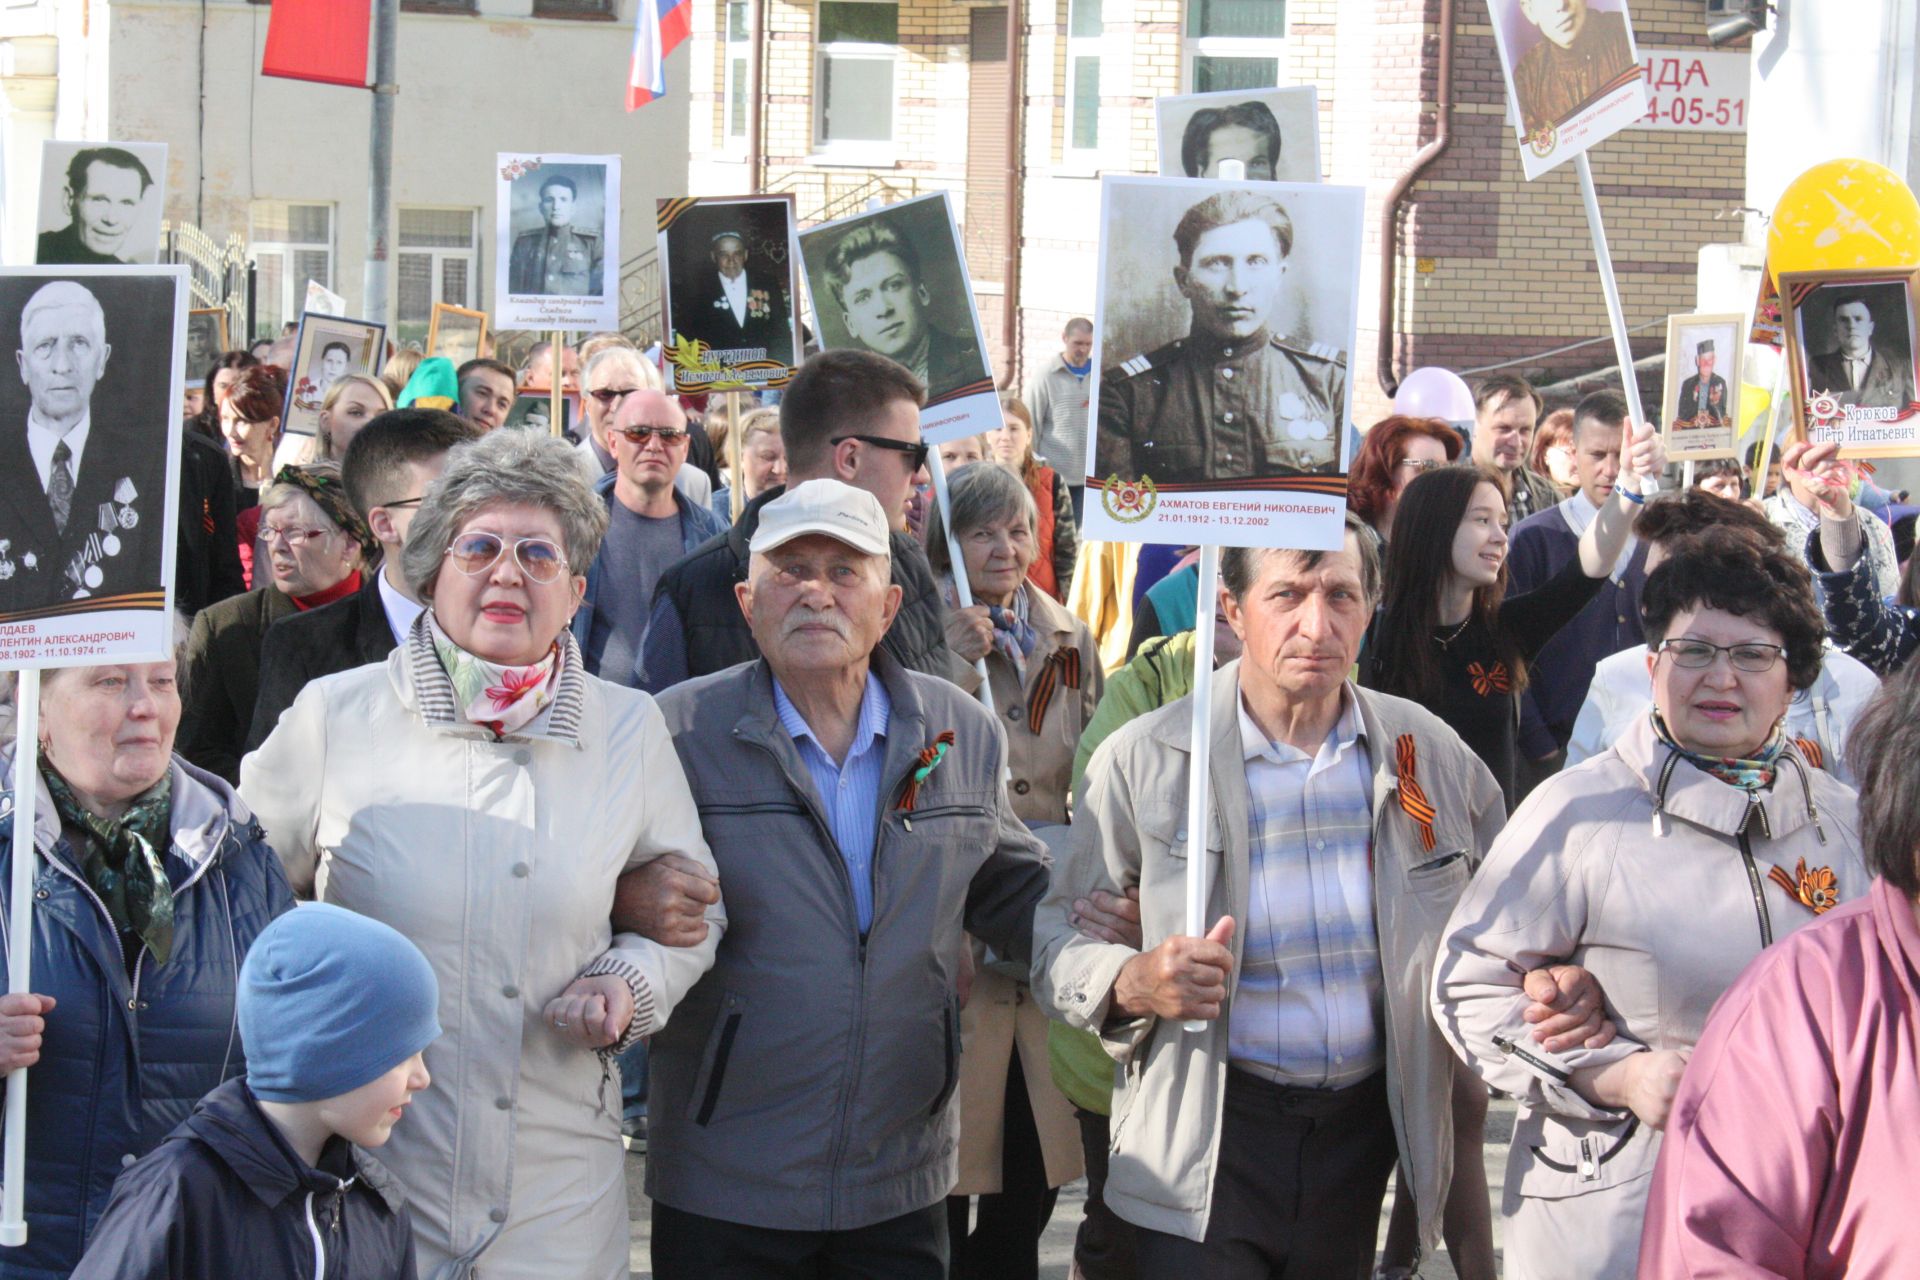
[36,223,120,267]
[687,269,793,364]
[508,225,604,297]
[0,417,166,616]
[1511,10,1636,137]
[1808,346,1916,412]
[1094,326,1346,485]
[907,326,987,402]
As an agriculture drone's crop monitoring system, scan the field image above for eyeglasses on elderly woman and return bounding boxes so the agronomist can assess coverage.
[443,532,568,584]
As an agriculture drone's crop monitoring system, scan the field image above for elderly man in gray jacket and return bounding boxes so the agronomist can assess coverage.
[1034,514,1607,1279]
[646,478,1052,1277]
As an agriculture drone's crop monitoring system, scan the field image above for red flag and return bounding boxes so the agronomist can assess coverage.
[262,0,371,89]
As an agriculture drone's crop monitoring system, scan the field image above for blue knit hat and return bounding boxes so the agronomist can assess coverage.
[239,904,442,1104]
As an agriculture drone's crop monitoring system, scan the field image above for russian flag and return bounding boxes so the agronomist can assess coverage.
[628,0,694,111]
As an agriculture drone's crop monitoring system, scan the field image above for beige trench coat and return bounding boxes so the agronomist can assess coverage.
[954,591,1099,1195]
[241,643,723,1280]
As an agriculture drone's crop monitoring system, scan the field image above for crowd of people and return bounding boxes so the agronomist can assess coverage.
[2,310,1918,1280]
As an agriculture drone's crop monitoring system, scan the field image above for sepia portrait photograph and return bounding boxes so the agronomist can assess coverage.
[1154,86,1321,184]
[1487,0,1648,179]
[0,266,187,665]
[658,194,801,393]
[1083,177,1364,549]
[427,302,488,367]
[494,152,622,332]
[36,140,168,267]
[1660,312,1742,459]
[283,312,387,441]
[186,307,230,377]
[798,192,999,443]
[1782,267,1920,456]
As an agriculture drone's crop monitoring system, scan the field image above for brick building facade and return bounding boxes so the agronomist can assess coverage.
[681,0,1747,426]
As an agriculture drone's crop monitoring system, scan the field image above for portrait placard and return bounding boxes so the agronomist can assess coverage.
[504,389,577,438]
[35,141,168,267]
[1781,266,1920,458]
[283,312,387,441]
[659,194,802,394]
[1660,312,1743,459]
[186,308,230,375]
[427,302,489,367]
[1485,0,1648,180]
[494,152,621,332]
[304,279,347,318]
[0,266,187,668]
[1154,86,1322,183]
[1083,177,1363,551]
[797,192,1000,445]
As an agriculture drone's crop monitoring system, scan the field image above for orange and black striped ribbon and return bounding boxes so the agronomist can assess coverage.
[1792,737,1825,771]
[897,729,958,811]
[1396,733,1437,851]
[1025,648,1083,735]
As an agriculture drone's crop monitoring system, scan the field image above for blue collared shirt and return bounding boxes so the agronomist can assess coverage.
[774,673,892,933]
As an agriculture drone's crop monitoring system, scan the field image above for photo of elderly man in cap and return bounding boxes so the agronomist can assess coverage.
[37,144,163,266]
[509,171,604,297]
[1675,336,1728,427]
[684,229,794,365]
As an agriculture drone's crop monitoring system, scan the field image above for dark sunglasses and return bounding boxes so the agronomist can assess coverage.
[830,434,929,471]
[616,424,690,446]
[588,386,642,406]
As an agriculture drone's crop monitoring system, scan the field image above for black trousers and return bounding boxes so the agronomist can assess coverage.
[651,1200,948,1280]
[1134,1069,1396,1280]
[945,1053,1060,1280]
[1070,1108,1138,1280]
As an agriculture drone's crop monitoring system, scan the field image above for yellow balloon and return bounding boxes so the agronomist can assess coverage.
[1768,159,1920,283]
[1736,384,1770,440]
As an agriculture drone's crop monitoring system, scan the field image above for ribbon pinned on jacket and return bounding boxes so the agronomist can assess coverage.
[897,730,957,812]
[1791,737,1825,771]
[1396,733,1437,851]
[1468,661,1511,697]
[1026,648,1083,734]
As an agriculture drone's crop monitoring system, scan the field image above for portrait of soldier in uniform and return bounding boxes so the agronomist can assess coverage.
[1095,189,1347,486]
[816,217,988,403]
[0,278,171,617]
[1805,290,1917,412]
[508,173,605,298]
[36,145,163,266]
[1507,0,1637,138]
[1674,337,1728,427]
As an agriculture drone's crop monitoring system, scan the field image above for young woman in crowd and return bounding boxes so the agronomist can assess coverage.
[709,406,786,522]
[0,656,293,1276]
[1436,529,1872,1280]
[215,363,289,587]
[1345,414,1463,546]
[312,373,394,462]
[989,395,1079,601]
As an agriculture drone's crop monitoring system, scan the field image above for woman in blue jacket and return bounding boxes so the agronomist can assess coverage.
[0,656,293,1278]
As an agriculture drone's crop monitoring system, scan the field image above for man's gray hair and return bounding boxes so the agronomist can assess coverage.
[1221,511,1381,605]
[924,461,1037,577]
[583,344,663,393]
[401,430,609,600]
[20,281,105,346]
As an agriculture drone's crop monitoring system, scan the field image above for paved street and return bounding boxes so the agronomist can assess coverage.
[625,1099,1517,1278]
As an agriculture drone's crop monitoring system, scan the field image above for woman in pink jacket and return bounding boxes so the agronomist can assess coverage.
[1640,660,1920,1278]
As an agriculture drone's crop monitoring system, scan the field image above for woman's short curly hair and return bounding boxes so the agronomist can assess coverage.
[400,429,608,601]
[1639,528,1825,692]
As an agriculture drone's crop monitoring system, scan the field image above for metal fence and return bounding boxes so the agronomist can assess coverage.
[160,220,253,348]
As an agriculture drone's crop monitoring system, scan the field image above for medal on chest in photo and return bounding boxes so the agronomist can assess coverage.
[54,476,140,598]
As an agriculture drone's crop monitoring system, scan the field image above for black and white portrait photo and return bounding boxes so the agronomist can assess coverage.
[0,268,186,661]
[186,308,229,377]
[1154,86,1321,184]
[427,303,487,368]
[659,194,801,392]
[1783,269,1920,455]
[799,193,993,413]
[494,152,622,332]
[1660,313,1742,459]
[284,313,386,441]
[1082,177,1364,549]
[36,141,168,266]
[1487,0,1647,179]
[504,392,574,438]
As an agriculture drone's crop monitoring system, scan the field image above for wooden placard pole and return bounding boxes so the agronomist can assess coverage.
[1,669,42,1246]
[727,389,746,523]
[1576,153,1658,499]
[925,448,995,712]
[1752,354,1790,497]
[548,330,564,439]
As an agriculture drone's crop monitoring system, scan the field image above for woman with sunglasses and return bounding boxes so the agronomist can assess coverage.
[242,429,720,1280]
[1433,529,1872,1280]
[1345,414,1462,546]
[178,461,372,782]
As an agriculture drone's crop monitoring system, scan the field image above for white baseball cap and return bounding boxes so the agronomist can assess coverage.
[749,479,892,559]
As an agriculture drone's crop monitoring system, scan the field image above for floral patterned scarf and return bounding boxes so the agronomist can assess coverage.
[427,613,563,738]
[1651,710,1786,792]
[42,765,175,966]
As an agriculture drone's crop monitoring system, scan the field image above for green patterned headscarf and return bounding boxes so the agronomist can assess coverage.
[41,765,175,966]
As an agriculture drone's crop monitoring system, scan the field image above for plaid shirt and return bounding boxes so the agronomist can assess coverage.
[1226,688,1384,1088]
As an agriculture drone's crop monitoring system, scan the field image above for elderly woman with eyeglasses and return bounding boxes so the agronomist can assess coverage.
[1432,528,1874,1280]
[178,461,371,783]
[241,429,721,1280]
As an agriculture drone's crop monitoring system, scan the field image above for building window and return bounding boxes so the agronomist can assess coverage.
[532,0,617,17]
[725,0,751,145]
[249,201,334,341]
[815,0,898,152]
[1184,0,1286,93]
[1066,0,1101,155]
[395,207,478,351]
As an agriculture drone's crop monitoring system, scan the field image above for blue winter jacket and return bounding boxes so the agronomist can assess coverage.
[0,757,295,1279]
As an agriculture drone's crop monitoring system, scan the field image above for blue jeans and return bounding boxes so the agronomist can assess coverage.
[619,1040,649,1122]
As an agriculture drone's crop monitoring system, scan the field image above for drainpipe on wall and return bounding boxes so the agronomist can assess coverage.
[1001,0,1024,388]
[1376,0,1455,400]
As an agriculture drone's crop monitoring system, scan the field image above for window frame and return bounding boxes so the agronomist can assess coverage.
[723,0,752,151]
[1063,0,1103,165]
[811,0,901,165]
[394,206,480,351]
[247,200,336,343]
[1181,0,1288,95]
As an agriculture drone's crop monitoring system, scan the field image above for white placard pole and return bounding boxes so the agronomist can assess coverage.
[1180,546,1220,1034]
[2,669,40,1247]
[926,448,995,712]
[1576,152,1659,499]
[1752,354,1790,497]
[1682,459,1695,488]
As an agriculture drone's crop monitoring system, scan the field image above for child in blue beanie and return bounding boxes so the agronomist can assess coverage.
[73,904,442,1280]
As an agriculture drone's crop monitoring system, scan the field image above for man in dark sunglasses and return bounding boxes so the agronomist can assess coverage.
[569,390,729,688]
[641,348,962,693]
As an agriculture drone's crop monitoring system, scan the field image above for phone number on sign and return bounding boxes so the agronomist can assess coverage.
[1643,95,1745,129]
